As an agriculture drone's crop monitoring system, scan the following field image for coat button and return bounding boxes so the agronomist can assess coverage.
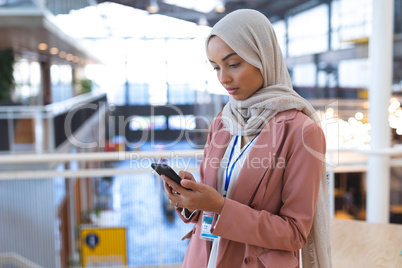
[244,257,253,264]
[250,203,257,209]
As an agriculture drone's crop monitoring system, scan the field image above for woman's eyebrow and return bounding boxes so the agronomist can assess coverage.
[209,52,238,63]
[221,52,237,62]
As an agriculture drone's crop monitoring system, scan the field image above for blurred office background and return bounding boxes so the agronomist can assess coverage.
[0,0,402,267]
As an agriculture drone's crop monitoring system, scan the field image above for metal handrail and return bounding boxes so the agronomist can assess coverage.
[0,90,107,154]
[0,148,361,164]
[0,166,201,180]
[0,90,107,118]
[352,145,402,155]
[0,149,203,180]
[0,148,401,180]
[0,150,204,164]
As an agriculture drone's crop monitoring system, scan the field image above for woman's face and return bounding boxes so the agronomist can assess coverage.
[207,36,263,101]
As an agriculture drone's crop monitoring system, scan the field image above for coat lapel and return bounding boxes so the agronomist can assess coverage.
[230,118,285,205]
[203,126,231,189]
[204,110,293,203]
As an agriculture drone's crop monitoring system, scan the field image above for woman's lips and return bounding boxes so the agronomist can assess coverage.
[226,88,238,95]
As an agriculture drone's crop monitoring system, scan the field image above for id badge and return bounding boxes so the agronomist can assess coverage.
[200,211,219,241]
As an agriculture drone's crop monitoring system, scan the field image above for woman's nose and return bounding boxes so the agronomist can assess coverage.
[218,70,231,85]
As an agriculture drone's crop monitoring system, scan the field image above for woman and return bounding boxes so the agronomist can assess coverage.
[162,9,332,268]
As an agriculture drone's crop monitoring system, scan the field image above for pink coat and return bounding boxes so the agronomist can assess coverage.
[178,109,325,268]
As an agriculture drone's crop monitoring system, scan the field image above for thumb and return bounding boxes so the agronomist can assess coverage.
[179,170,196,182]
[181,179,203,191]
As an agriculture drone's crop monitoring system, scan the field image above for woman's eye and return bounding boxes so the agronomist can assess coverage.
[213,66,220,71]
[229,63,239,68]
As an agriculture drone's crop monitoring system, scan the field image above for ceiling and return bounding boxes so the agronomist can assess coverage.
[0,14,100,64]
[0,0,329,65]
[96,0,330,26]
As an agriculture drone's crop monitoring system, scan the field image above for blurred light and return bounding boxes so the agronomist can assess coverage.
[325,107,334,118]
[50,47,59,55]
[355,112,364,121]
[388,97,402,134]
[215,1,225,13]
[38,43,48,50]
[59,51,67,58]
[389,118,398,129]
[363,101,370,109]
[66,54,74,61]
[147,0,159,13]
[388,100,401,113]
[198,16,208,26]
[348,117,358,127]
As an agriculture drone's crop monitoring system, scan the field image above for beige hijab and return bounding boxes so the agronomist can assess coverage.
[206,9,332,268]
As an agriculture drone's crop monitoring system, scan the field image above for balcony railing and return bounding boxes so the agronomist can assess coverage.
[0,90,107,154]
[0,146,402,267]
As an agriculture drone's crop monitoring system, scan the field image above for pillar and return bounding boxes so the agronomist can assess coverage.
[367,0,394,223]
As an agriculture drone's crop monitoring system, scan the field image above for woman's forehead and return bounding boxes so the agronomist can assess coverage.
[207,36,235,57]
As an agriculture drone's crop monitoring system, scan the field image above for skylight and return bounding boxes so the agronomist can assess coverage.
[163,0,224,13]
[54,2,210,39]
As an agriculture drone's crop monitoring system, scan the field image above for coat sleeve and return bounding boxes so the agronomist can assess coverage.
[212,120,325,251]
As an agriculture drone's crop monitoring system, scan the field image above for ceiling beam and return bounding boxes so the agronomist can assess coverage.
[95,0,332,26]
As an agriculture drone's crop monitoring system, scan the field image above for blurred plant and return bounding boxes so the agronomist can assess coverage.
[0,48,15,101]
[102,176,113,186]
[80,78,93,94]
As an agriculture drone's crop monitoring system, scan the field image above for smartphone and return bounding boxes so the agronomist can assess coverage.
[151,163,183,186]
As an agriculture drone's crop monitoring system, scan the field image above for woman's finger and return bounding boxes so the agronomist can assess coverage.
[161,175,182,194]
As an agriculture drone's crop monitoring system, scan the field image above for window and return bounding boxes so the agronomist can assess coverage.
[168,115,196,130]
[129,115,167,131]
[13,59,41,104]
[288,4,329,56]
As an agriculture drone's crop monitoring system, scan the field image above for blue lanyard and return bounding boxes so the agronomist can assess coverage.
[223,135,259,197]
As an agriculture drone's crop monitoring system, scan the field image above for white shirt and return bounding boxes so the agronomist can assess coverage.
[207,135,258,268]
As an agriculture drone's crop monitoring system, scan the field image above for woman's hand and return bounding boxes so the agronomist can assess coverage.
[162,171,225,214]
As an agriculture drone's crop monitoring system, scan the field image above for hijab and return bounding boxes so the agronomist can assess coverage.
[206,9,320,136]
[206,9,333,268]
